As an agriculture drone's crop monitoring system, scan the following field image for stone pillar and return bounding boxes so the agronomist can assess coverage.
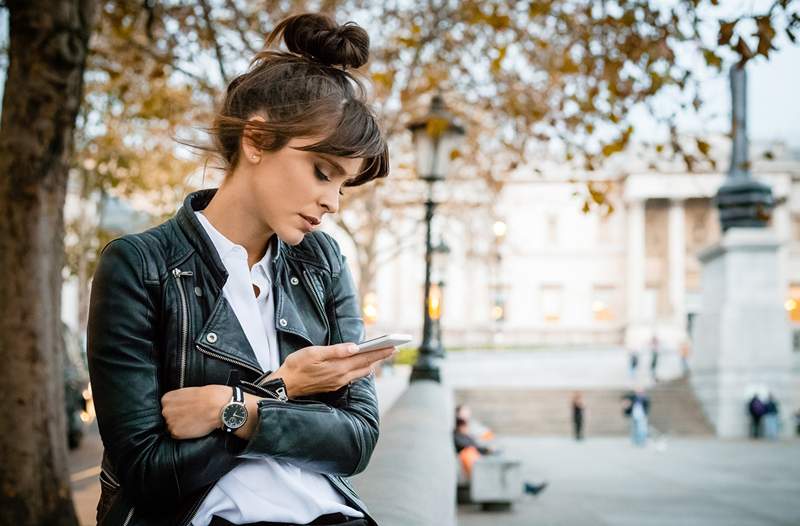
[668,199,686,337]
[691,229,793,438]
[625,199,646,347]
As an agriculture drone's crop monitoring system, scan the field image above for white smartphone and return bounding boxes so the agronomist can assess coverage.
[356,333,413,353]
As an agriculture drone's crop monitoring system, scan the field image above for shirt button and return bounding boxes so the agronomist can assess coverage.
[290,277,299,285]
[279,318,288,327]
[206,332,218,344]
[194,287,203,297]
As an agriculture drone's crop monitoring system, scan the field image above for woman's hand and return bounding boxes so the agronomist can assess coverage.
[271,342,396,398]
[161,384,231,439]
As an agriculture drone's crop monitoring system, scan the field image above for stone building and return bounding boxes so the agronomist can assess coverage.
[365,141,800,357]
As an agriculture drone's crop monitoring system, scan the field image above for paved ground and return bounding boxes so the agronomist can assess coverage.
[458,436,800,526]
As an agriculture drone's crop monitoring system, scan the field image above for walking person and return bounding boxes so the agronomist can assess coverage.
[623,388,650,447]
[628,348,639,380]
[88,13,393,526]
[763,393,781,440]
[571,391,585,441]
[679,339,691,377]
[748,393,766,439]
[649,335,660,382]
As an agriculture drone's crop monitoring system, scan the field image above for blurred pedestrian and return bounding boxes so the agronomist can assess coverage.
[748,393,766,438]
[628,348,639,379]
[679,339,691,377]
[763,393,780,440]
[571,391,585,441]
[623,387,650,447]
[649,335,660,382]
[794,409,800,436]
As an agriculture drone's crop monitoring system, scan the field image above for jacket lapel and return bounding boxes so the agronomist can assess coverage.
[194,295,263,373]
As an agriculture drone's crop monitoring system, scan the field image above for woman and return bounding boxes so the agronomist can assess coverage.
[88,13,393,526]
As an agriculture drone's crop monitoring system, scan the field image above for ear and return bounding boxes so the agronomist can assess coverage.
[241,115,267,164]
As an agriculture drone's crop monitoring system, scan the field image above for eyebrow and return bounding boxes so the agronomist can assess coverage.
[315,153,347,176]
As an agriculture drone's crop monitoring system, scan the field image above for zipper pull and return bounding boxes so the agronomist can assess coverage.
[275,386,288,402]
[172,268,194,278]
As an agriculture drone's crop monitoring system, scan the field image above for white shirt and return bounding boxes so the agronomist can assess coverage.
[191,211,362,526]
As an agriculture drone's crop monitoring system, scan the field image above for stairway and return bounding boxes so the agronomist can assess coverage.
[456,377,714,437]
[648,376,714,436]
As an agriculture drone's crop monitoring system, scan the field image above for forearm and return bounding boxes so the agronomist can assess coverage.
[239,375,379,476]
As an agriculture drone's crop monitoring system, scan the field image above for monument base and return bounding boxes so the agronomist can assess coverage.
[691,228,795,438]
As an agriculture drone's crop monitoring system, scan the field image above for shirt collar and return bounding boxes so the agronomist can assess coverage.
[195,211,273,274]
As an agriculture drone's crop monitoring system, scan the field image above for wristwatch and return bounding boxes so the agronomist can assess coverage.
[220,385,248,433]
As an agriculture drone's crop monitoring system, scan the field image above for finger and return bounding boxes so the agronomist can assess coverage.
[346,365,374,383]
[318,342,359,360]
[353,346,395,367]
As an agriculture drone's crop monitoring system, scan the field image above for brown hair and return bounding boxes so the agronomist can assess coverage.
[207,12,388,186]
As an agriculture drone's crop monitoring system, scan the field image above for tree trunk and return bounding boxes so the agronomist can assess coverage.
[0,1,96,525]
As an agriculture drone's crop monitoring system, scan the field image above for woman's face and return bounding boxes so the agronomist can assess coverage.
[243,136,363,246]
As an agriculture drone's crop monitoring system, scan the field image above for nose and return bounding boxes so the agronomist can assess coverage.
[319,186,340,215]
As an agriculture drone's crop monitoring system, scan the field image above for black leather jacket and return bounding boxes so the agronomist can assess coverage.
[87,189,379,526]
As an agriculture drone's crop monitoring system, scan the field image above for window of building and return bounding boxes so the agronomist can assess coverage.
[541,284,562,322]
[786,284,800,323]
[592,285,616,321]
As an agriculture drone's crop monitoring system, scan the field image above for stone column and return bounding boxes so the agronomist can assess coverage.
[668,199,686,337]
[625,198,646,347]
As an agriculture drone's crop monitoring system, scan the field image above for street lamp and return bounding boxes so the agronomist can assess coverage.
[429,239,451,357]
[715,64,774,230]
[407,94,465,383]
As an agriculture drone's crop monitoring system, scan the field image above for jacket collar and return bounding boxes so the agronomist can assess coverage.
[175,189,286,289]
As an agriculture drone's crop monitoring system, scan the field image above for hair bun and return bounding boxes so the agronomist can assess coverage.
[271,13,370,69]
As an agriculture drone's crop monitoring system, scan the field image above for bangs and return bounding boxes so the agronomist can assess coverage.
[293,98,389,186]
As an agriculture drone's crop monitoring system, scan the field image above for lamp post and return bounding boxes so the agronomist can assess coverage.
[407,94,465,383]
[715,63,774,230]
[429,239,450,357]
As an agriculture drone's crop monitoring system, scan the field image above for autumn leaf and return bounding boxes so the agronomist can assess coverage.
[718,19,737,46]
[702,48,722,69]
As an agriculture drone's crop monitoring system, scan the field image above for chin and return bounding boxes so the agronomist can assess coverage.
[279,229,307,246]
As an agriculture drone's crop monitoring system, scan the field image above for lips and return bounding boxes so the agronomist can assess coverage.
[299,214,321,231]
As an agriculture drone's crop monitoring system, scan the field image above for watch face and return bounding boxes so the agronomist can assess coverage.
[222,403,247,429]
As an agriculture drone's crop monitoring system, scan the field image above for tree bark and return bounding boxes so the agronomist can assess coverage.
[0,1,96,525]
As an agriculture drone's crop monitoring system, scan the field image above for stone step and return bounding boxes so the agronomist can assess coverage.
[456,379,714,437]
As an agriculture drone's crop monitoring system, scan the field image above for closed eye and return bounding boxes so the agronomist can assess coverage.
[315,166,344,196]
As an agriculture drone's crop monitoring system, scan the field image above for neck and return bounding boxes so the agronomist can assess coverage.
[202,180,275,268]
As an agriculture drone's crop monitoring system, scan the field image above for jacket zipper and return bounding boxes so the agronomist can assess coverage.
[258,398,331,412]
[241,380,289,402]
[172,269,193,388]
[302,269,330,345]
[195,344,262,377]
[178,484,213,526]
[122,506,135,526]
